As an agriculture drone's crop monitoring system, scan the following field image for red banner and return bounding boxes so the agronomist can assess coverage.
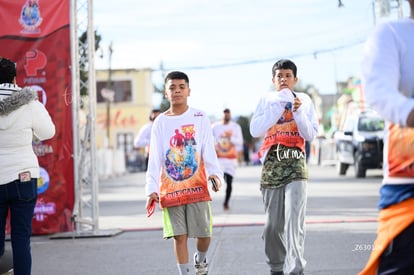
[0,0,74,234]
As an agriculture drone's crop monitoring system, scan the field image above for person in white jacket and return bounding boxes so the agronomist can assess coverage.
[133,108,160,170]
[212,108,243,210]
[145,71,223,275]
[359,1,414,274]
[0,57,55,275]
[250,59,318,275]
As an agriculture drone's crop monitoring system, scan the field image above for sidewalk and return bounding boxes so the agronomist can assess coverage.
[96,165,378,231]
[30,164,380,275]
[97,165,266,231]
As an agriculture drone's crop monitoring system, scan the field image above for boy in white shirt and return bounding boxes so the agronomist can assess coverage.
[250,59,318,275]
[145,71,223,275]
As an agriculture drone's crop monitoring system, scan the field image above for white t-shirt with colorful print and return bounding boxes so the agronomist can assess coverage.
[211,120,243,176]
[145,107,223,208]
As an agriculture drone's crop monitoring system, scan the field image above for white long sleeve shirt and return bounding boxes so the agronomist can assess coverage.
[211,120,243,176]
[250,88,319,163]
[0,85,55,185]
[145,107,224,208]
[362,18,414,186]
[133,122,153,148]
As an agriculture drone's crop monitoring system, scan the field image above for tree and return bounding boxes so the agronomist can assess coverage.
[153,62,170,112]
[236,115,253,146]
[78,30,102,97]
[154,83,170,112]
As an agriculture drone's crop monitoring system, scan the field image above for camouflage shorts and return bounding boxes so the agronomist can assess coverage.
[260,144,307,189]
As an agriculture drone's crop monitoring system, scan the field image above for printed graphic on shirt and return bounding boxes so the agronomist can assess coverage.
[215,130,237,159]
[160,124,211,208]
[166,124,198,180]
[261,144,307,188]
[387,123,414,177]
[259,103,305,158]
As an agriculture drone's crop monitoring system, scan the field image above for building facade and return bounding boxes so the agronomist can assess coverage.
[95,68,154,173]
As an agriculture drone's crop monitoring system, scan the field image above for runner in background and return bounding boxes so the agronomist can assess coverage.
[212,108,243,210]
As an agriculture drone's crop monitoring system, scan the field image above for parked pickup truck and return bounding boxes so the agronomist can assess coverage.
[334,110,384,178]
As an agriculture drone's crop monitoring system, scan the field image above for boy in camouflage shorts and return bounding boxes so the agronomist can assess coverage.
[250,59,319,275]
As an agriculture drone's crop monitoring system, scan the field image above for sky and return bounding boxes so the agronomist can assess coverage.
[93,0,410,118]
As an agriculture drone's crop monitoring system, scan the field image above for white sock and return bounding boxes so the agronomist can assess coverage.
[177,263,190,275]
[196,251,207,263]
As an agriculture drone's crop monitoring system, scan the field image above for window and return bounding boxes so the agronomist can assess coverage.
[358,116,384,132]
[116,132,134,153]
[117,132,146,172]
[96,80,132,103]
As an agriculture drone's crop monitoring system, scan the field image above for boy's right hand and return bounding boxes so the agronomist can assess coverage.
[146,192,159,217]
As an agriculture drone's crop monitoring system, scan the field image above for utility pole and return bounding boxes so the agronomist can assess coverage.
[105,42,113,146]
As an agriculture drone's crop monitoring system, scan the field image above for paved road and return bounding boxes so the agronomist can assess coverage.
[29,164,382,275]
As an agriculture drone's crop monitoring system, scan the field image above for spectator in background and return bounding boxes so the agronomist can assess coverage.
[236,143,243,166]
[212,108,244,210]
[0,57,55,275]
[133,109,161,170]
[359,1,414,274]
[243,142,251,166]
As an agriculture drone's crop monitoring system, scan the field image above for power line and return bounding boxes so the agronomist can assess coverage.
[154,38,366,72]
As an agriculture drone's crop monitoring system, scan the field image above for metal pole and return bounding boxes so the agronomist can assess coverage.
[106,99,110,145]
[52,0,121,240]
[106,42,113,145]
[87,0,100,232]
[69,0,81,234]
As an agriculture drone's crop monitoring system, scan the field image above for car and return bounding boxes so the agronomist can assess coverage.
[334,110,384,178]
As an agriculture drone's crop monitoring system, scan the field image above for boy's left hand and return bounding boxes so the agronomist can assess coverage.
[293,97,302,112]
[208,176,222,192]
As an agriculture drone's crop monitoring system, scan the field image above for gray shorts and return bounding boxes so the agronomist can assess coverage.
[162,201,212,239]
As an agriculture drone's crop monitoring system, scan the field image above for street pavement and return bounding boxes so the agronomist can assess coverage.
[29,164,382,275]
